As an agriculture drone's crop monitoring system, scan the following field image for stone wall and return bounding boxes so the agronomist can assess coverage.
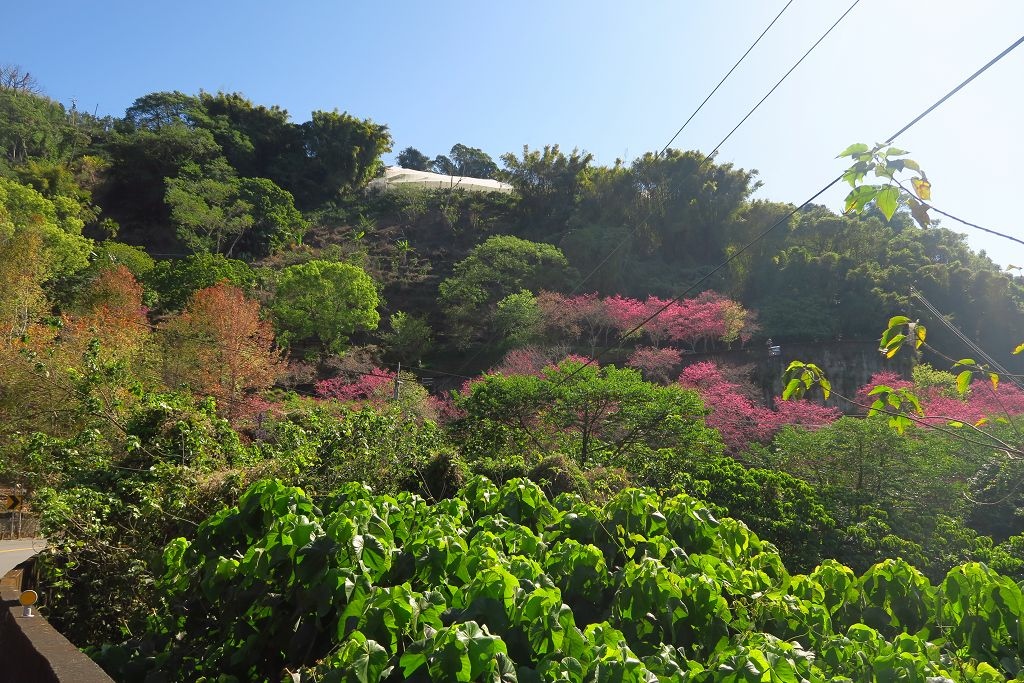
[0,566,112,683]
[680,339,911,412]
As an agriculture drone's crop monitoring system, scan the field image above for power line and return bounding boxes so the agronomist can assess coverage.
[910,286,1024,390]
[569,0,861,297]
[703,0,860,159]
[552,32,1024,387]
[449,0,805,368]
[659,0,797,155]
[891,177,1024,248]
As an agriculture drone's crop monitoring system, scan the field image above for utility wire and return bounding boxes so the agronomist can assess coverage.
[552,32,1024,387]
[569,0,860,297]
[910,286,1024,390]
[659,0,797,155]
[314,0,826,374]
[892,177,1024,247]
[703,0,860,159]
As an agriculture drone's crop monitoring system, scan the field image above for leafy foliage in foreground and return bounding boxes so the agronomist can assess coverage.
[100,477,1024,682]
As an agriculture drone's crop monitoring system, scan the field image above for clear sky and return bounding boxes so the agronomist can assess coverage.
[7,1,1024,267]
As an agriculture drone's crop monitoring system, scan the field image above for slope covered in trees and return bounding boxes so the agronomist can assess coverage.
[4,71,1024,681]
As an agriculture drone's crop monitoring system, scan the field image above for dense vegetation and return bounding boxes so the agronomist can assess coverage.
[4,68,1024,681]
[98,477,1024,681]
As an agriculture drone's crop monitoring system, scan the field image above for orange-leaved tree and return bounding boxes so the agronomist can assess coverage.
[63,264,149,360]
[160,282,282,422]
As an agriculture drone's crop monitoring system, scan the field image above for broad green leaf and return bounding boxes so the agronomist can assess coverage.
[837,143,869,158]
[844,185,881,214]
[890,415,911,434]
[886,147,909,156]
[903,390,923,415]
[884,334,905,358]
[875,186,899,221]
[887,315,911,328]
[782,378,802,401]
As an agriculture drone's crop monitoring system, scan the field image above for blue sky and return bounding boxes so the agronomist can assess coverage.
[8,1,1024,266]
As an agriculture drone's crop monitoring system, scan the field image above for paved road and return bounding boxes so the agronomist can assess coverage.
[0,539,45,577]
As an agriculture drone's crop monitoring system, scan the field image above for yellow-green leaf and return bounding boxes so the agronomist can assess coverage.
[911,177,931,200]
[915,324,926,348]
[1013,342,1024,355]
[782,378,802,401]
[956,370,972,396]
[990,373,999,390]
[975,417,989,427]
[885,335,905,358]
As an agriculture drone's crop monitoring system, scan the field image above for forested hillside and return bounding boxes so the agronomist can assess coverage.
[5,72,1024,681]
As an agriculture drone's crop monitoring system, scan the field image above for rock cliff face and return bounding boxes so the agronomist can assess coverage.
[681,340,912,414]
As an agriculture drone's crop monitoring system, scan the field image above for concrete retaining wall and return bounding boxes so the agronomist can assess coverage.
[0,579,112,683]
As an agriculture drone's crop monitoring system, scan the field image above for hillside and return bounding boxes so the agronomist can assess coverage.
[4,77,1024,681]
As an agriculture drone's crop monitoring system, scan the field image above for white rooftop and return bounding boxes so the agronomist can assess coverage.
[368,166,514,194]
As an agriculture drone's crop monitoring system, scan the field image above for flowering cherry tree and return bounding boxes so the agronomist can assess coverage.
[537,291,756,352]
[856,370,1024,427]
[679,361,839,452]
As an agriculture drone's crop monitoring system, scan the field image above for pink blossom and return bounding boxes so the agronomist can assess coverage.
[855,371,1024,427]
[679,361,839,452]
[316,367,395,403]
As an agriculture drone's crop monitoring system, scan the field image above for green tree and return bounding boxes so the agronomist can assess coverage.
[165,162,306,257]
[492,290,542,349]
[627,149,760,266]
[123,91,202,130]
[380,311,433,365]
[396,146,431,171]
[272,260,380,352]
[499,144,593,239]
[165,162,254,256]
[144,252,262,313]
[432,143,499,178]
[454,358,720,470]
[102,117,223,233]
[0,176,91,280]
[438,235,573,347]
[0,87,89,166]
[299,110,392,206]
[194,90,300,181]
[235,176,307,254]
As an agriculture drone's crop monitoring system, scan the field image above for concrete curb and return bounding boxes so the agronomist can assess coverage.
[0,584,113,683]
